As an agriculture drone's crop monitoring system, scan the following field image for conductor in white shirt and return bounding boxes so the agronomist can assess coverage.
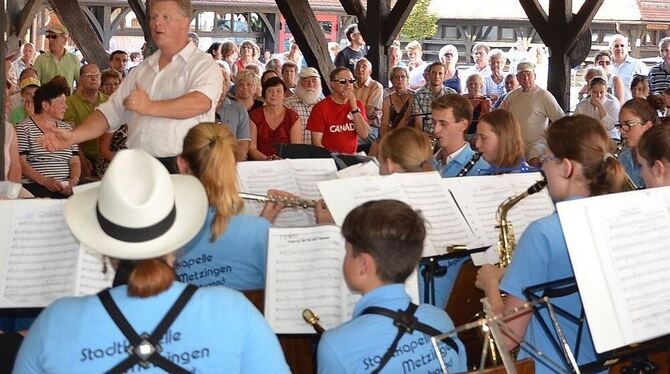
[42,0,222,173]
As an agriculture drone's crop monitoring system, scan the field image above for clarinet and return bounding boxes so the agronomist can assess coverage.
[456,152,482,177]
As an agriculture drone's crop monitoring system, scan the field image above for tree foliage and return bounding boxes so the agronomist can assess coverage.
[400,0,439,41]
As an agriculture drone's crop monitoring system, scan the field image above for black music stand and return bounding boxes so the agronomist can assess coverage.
[274,144,332,159]
[419,247,487,305]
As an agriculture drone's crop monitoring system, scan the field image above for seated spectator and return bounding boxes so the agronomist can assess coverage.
[261,69,279,84]
[378,126,433,175]
[595,50,625,104]
[221,41,238,74]
[316,199,467,373]
[9,67,38,114]
[630,74,649,100]
[484,49,506,102]
[577,66,606,101]
[281,61,298,92]
[493,73,519,108]
[216,68,250,160]
[9,77,39,125]
[575,76,621,139]
[284,67,323,146]
[264,58,282,77]
[233,70,263,113]
[16,80,80,198]
[249,77,301,160]
[13,148,290,373]
[233,40,263,78]
[380,66,414,139]
[463,73,492,137]
[3,81,21,182]
[439,44,460,93]
[96,69,126,176]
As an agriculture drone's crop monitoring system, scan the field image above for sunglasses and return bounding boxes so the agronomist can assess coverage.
[596,60,611,66]
[331,78,356,84]
[45,34,63,40]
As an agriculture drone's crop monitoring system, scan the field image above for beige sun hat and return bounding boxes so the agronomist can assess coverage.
[64,149,208,260]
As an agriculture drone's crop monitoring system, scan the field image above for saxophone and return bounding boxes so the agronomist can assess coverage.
[612,139,639,191]
[496,177,548,267]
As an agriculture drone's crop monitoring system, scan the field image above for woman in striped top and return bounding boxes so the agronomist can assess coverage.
[16,79,80,198]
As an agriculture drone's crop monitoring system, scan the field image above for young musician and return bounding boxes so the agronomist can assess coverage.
[175,123,286,290]
[317,200,467,373]
[638,123,670,188]
[474,109,526,172]
[378,127,433,175]
[14,149,290,373]
[476,115,627,373]
[617,98,659,187]
[432,94,490,177]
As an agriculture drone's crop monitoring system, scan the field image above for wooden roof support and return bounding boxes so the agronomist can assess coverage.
[47,0,110,68]
[6,0,42,52]
[275,0,334,94]
[341,0,418,85]
[519,0,603,110]
[127,0,153,51]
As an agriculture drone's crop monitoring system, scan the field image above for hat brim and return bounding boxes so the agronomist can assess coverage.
[64,175,208,260]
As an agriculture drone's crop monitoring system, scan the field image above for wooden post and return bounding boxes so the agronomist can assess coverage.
[47,0,110,68]
[6,0,41,52]
[127,0,153,52]
[275,0,334,94]
[519,0,603,110]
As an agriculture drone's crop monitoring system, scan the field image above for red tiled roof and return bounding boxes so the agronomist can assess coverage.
[637,0,670,22]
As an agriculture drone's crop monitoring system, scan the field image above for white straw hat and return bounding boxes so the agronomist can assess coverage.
[64,149,208,260]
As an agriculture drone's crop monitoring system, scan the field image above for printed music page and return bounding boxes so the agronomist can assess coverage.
[237,159,337,227]
[265,226,421,334]
[335,161,380,179]
[396,172,475,255]
[265,225,349,334]
[557,187,670,352]
[504,172,555,237]
[0,200,79,308]
[74,246,115,296]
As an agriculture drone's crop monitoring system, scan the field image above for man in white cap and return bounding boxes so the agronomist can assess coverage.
[502,61,564,166]
[33,24,80,89]
[285,67,324,145]
[42,0,221,174]
[13,149,291,373]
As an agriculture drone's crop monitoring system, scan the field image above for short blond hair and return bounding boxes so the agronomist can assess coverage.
[149,0,192,18]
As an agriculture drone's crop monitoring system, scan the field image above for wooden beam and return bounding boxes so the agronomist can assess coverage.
[275,0,334,95]
[518,0,551,44]
[338,0,367,36]
[383,0,417,45]
[365,0,389,85]
[47,0,109,68]
[566,0,603,51]
[127,0,153,48]
[13,0,41,42]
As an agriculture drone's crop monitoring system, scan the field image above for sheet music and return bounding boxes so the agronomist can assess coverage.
[557,187,670,352]
[265,226,421,334]
[0,200,79,308]
[74,246,115,296]
[396,172,475,255]
[587,191,670,344]
[237,159,337,227]
[265,225,348,333]
[335,161,380,179]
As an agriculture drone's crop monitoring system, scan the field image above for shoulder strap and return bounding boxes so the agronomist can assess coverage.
[98,284,198,374]
[361,303,459,373]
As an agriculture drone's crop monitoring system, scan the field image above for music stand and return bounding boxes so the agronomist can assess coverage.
[419,247,488,305]
[274,144,333,159]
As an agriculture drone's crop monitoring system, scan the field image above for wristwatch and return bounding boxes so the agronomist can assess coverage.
[350,108,361,115]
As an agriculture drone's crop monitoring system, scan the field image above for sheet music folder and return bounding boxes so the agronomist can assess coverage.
[556,187,670,353]
[0,200,114,308]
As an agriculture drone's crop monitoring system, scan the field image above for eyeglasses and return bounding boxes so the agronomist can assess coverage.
[596,60,611,66]
[391,75,407,80]
[81,73,101,78]
[45,34,63,40]
[443,53,454,57]
[615,122,643,132]
[539,154,561,164]
[612,44,626,48]
[331,78,356,84]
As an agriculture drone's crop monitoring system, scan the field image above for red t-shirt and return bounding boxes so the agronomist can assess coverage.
[250,107,299,156]
[306,97,367,154]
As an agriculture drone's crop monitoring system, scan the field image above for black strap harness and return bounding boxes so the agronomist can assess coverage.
[97,284,198,374]
[361,302,459,374]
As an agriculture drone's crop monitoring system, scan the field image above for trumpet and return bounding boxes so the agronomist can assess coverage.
[239,192,317,209]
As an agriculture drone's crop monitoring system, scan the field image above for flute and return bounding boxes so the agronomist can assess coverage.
[239,192,317,209]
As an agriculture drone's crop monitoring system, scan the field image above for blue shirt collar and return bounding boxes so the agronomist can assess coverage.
[352,284,409,318]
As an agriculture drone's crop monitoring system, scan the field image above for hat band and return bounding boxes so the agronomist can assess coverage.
[96,203,177,243]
